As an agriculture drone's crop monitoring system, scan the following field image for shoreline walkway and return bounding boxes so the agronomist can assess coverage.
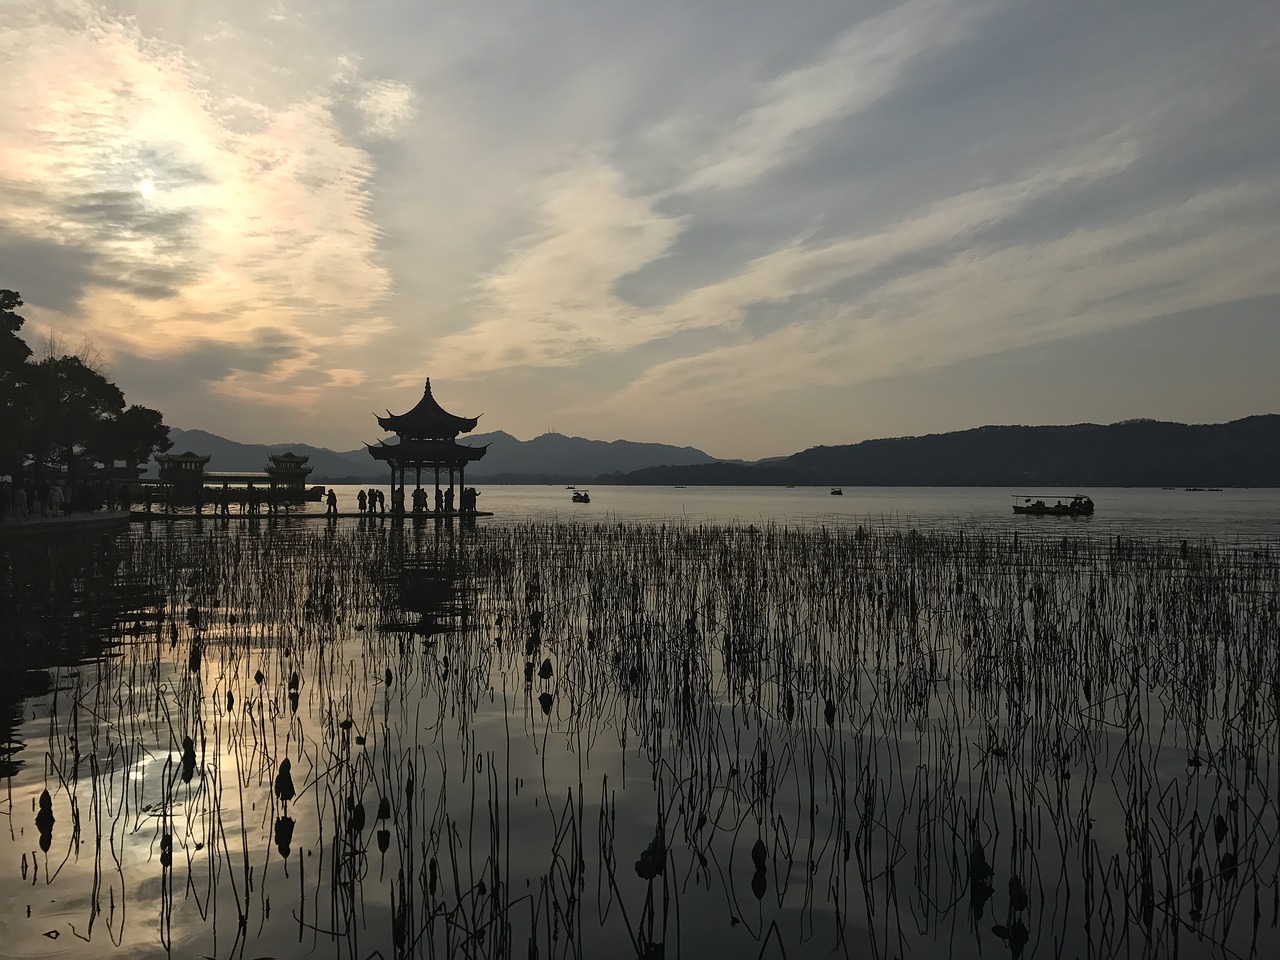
[128,511,494,522]
[1,510,494,540]
[0,510,131,540]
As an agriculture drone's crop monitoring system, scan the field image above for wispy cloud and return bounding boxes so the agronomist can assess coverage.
[433,158,684,371]
[599,177,1280,419]
[681,0,986,192]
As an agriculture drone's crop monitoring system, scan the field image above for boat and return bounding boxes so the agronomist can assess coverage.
[1012,495,1094,517]
[830,488,843,496]
[572,490,590,503]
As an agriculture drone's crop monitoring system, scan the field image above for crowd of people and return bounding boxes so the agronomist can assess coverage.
[323,485,481,517]
[0,476,131,521]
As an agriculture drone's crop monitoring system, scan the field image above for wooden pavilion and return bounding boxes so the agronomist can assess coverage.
[367,379,488,515]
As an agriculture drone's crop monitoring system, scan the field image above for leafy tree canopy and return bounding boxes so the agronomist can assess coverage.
[1,287,32,383]
[1,283,171,475]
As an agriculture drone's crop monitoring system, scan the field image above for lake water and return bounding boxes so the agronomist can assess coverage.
[1,495,1277,959]
[322,483,1280,543]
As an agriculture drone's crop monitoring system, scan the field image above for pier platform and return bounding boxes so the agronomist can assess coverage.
[128,511,494,522]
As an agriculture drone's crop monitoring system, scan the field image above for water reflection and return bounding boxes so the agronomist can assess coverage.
[0,532,160,777]
[0,521,1276,959]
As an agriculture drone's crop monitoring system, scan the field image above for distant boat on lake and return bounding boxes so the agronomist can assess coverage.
[830,488,843,495]
[1013,494,1094,516]
[572,490,591,503]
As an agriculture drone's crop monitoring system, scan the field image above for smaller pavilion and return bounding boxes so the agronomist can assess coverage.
[156,451,212,503]
[153,450,314,505]
[264,452,314,498]
[367,379,488,514]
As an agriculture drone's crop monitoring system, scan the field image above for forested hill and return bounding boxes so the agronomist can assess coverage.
[614,416,1280,487]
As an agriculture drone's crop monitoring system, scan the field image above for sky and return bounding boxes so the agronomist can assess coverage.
[2,0,1278,460]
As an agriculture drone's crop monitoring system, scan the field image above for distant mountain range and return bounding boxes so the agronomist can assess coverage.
[620,415,1280,487]
[164,414,1280,487]
[163,428,721,482]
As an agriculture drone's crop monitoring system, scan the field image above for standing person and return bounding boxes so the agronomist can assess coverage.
[325,488,338,517]
[0,479,10,521]
[377,489,386,514]
[49,482,64,517]
[434,487,444,513]
[444,487,454,514]
[357,489,367,515]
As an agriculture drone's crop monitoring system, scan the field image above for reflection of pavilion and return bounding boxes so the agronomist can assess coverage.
[367,379,489,515]
[378,525,472,638]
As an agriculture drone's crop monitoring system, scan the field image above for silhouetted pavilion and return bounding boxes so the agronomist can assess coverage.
[367,379,488,514]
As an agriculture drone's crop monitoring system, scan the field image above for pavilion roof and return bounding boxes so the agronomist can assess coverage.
[268,451,310,465]
[367,438,488,467]
[376,379,479,440]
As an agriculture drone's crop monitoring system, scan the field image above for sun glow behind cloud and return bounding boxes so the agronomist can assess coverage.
[0,0,395,407]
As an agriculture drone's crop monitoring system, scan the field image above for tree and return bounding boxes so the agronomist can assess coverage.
[2,282,172,477]
[22,355,126,478]
[0,287,31,373]
[1,288,33,470]
[95,403,173,467]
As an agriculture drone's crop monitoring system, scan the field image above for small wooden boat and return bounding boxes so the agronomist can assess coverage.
[830,488,843,496]
[1012,494,1094,516]
[572,490,591,503]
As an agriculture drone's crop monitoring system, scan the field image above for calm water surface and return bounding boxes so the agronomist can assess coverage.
[324,483,1280,542]
[1,493,1277,958]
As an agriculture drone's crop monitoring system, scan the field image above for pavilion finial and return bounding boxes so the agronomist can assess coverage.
[424,378,432,395]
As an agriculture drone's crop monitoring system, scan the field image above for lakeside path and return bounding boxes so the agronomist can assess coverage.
[126,510,494,521]
[1,510,494,538]
[0,510,131,540]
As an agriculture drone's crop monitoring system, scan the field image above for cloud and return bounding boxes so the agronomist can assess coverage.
[597,175,1280,419]
[4,0,1278,456]
[431,134,1140,379]
[681,0,986,193]
[0,0,394,386]
[354,79,417,140]
[431,158,684,372]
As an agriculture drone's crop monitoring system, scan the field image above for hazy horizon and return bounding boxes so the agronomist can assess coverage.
[4,1,1279,459]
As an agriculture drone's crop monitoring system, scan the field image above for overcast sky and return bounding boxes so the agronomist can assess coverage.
[3,0,1278,459]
